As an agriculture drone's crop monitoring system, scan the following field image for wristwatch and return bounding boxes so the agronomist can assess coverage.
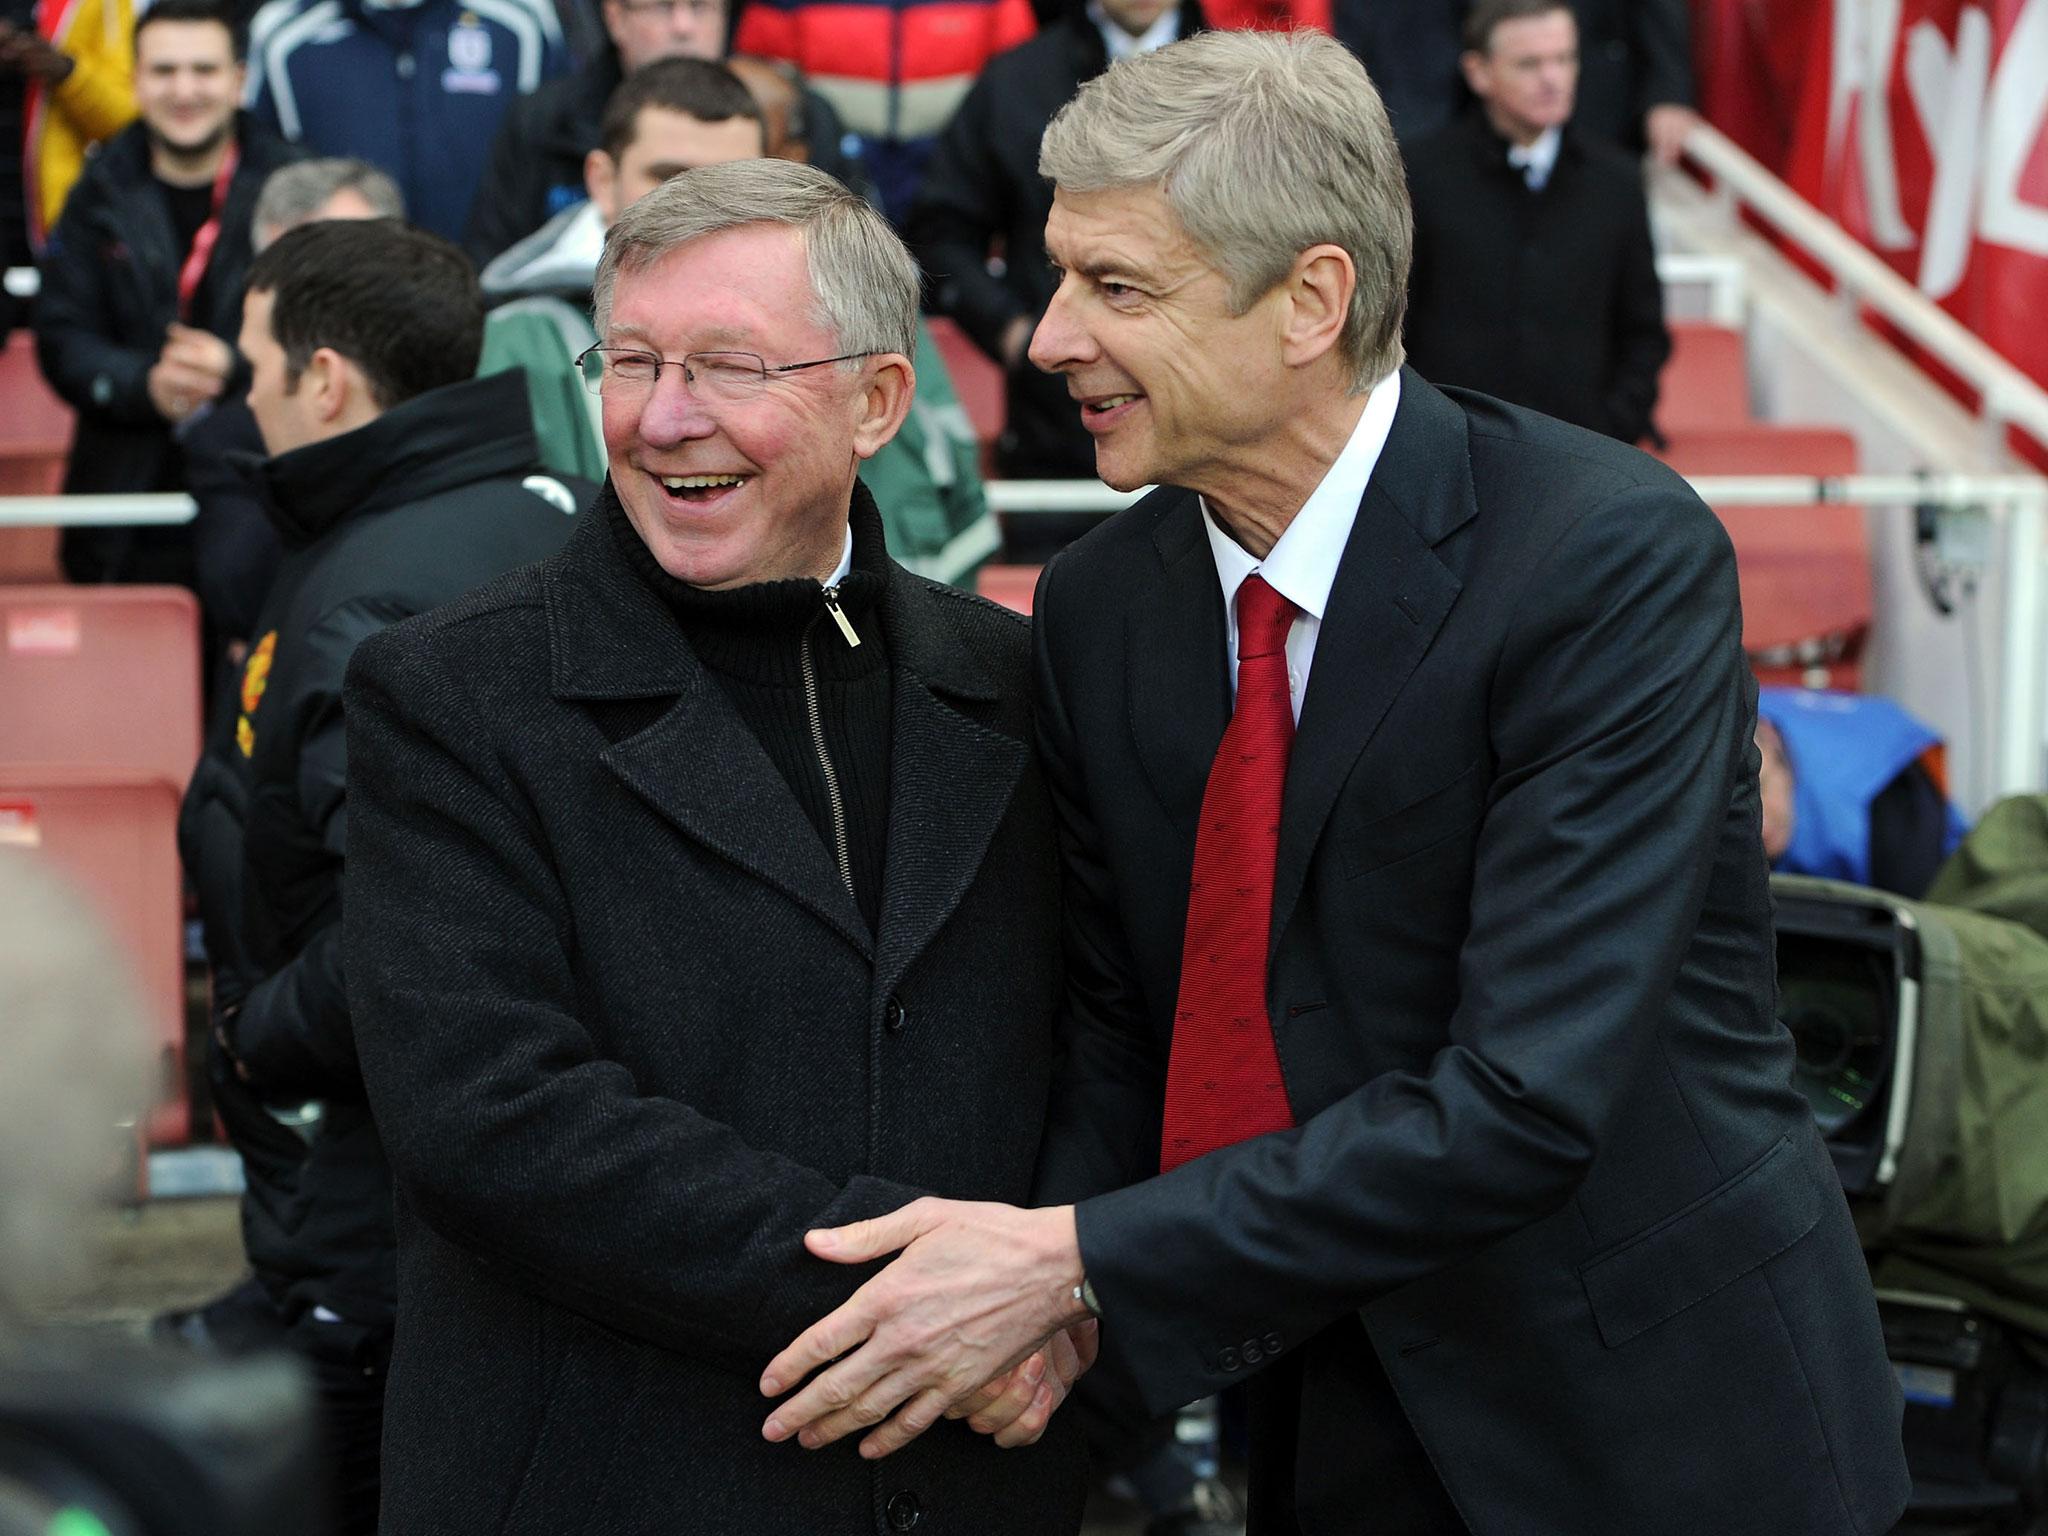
[1071,1277,1102,1319]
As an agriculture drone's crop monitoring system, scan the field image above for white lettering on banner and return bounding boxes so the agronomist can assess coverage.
[1905,4,1992,295]
[1832,0,1917,249]
[1829,0,2048,300]
[1978,0,2048,254]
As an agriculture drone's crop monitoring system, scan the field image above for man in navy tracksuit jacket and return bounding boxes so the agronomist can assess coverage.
[244,0,568,241]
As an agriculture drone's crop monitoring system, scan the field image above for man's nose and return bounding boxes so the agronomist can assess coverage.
[1028,284,1092,375]
[635,369,717,445]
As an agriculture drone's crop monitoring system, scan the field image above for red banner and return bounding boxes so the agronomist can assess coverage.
[1695,0,2048,403]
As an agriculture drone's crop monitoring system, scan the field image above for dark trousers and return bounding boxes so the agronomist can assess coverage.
[1246,1316,1466,1536]
[302,1320,390,1536]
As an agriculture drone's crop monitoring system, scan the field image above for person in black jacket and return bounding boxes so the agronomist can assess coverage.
[1401,0,1670,445]
[172,218,583,1536]
[908,0,1203,484]
[461,0,859,266]
[1569,0,1700,161]
[32,0,300,586]
[341,158,1087,1536]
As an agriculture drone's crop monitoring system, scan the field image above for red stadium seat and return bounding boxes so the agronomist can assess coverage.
[976,562,1040,615]
[0,332,73,583]
[0,774,188,1144]
[0,586,203,1147]
[1655,426,1868,690]
[1657,323,1752,433]
[927,316,1005,470]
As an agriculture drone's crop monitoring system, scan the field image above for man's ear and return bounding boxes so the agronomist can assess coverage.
[850,353,915,461]
[303,345,356,425]
[1278,243,1355,373]
[1459,48,1490,99]
[584,148,616,220]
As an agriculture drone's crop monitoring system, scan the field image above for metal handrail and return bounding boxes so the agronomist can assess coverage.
[1677,123,2048,451]
[6,475,2048,527]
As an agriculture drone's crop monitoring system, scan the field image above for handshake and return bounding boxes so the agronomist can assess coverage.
[759,1196,1099,1460]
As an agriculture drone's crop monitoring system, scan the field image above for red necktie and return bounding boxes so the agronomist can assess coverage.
[1160,574,1300,1173]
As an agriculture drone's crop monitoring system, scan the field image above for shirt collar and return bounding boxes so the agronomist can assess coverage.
[1506,125,1562,181]
[1201,369,1402,621]
[1090,0,1180,61]
[825,523,854,587]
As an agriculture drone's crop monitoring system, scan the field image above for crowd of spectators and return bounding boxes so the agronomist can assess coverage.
[4,0,1702,1531]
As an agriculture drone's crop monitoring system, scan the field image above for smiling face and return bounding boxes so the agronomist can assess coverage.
[599,223,904,588]
[134,19,243,162]
[1029,182,1293,497]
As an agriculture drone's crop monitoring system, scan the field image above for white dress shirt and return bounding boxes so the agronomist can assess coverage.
[1089,0,1179,59]
[1507,125,1562,190]
[1201,369,1401,724]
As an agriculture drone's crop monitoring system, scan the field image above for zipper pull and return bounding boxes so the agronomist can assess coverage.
[821,585,861,649]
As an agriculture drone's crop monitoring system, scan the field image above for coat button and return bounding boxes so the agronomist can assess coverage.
[883,995,907,1034]
[885,1490,922,1530]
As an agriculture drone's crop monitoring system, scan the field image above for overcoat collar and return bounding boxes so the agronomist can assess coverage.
[540,481,1019,983]
[1127,369,1478,949]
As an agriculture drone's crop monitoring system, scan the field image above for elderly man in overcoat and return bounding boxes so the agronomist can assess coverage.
[341,160,1087,1535]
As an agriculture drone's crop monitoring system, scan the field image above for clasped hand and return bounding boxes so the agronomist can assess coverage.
[760,1197,1096,1460]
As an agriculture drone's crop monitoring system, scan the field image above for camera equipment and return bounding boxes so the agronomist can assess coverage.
[0,1339,319,1536]
[1775,874,2048,1526]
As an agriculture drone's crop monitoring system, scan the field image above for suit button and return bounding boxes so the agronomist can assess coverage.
[884,995,907,1034]
[885,1491,922,1530]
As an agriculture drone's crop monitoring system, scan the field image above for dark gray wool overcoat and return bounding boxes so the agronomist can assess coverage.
[342,485,1087,1536]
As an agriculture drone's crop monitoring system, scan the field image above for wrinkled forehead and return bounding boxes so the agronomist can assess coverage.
[1045,182,1215,279]
[607,224,826,349]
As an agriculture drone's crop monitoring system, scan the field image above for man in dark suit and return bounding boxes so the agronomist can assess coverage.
[1403,0,1670,445]
[341,160,1088,1533]
[757,28,1912,1536]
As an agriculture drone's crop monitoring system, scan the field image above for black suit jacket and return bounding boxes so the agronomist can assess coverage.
[1031,376,1910,1535]
[343,489,1086,1535]
[1403,114,1670,445]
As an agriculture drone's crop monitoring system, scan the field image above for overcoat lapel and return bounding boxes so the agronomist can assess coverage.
[603,687,873,958]
[1269,374,1476,952]
[872,578,1025,1006]
[1128,491,1231,839]
[543,494,872,958]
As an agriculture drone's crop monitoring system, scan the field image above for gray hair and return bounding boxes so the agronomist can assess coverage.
[592,159,918,359]
[253,158,405,250]
[1039,28,1411,393]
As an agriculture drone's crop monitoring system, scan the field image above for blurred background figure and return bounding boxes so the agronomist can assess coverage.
[31,0,300,592]
[0,0,135,277]
[0,857,324,1536]
[463,0,862,265]
[168,217,583,1536]
[0,859,148,1324]
[910,0,1203,486]
[242,0,567,241]
[1402,0,1669,445]
[731,0,1033,226]
[1756,688,1968,900]
[185,155,402,679]
[1567,0,1700,163]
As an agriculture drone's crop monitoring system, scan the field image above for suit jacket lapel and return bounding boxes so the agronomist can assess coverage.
[1129,491,1231,839]
[543,494,872,958]
[1270,373,1476,951]
[872,576,1023,1005]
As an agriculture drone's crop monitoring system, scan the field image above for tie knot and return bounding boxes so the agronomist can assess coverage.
[1237,574,1296,659]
